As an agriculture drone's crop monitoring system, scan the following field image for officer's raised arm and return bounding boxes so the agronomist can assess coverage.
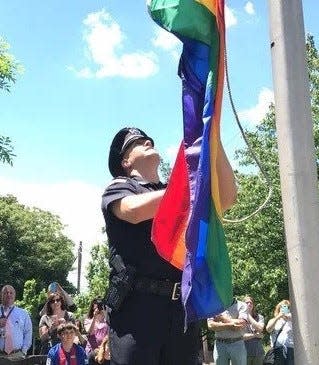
[111,189,165,224]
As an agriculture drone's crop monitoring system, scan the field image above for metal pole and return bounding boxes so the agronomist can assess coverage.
[268,1,319,363]
[77,241,82,293]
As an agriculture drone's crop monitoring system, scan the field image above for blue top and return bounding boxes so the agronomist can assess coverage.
[46,343,87,365]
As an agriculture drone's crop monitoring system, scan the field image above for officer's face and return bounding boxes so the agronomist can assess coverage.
[122,138,160,168]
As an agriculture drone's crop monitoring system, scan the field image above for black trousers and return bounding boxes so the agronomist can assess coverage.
[109,292,200,365]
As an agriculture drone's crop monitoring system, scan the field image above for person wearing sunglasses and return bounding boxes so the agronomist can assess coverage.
[39,293,75,355]
[39,282,77,317]
[46,322,87,365]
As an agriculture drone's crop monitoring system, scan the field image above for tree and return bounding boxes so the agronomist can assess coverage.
[224,105,288,319]
[0,36,22,165]
[0,36,22,92]
[224,34,319,320]
[15,279,47,339]
[0,135,15,166]
[159,158,172,183]
[73,243,110,319]
[306,34,319,170]
[0,195,75,297]
[86,243,110,298]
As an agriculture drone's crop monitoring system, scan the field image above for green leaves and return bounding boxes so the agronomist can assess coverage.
[0,36,23,93]
[0,36,24,166]
[159,158,172,183]
[73,243,110,319]
[0,195,75,297]
[0,135,15,165]
[86,243,110,297]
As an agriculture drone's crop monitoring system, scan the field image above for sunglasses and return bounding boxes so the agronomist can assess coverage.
[49,298,61,304]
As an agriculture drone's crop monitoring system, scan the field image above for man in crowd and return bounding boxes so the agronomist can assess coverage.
[102,127,237,365]
[207,299,248,365]
[0,284,33,360]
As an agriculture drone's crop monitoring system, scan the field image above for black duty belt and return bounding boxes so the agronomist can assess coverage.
[216,337,243,344]
[134,277,181,301]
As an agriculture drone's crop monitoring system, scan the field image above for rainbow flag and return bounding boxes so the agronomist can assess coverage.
[149,0,233,322]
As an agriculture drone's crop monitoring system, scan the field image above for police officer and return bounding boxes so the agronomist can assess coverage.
[101,127,200,365]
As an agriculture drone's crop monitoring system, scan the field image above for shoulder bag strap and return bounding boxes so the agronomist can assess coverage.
[273,321,286,347]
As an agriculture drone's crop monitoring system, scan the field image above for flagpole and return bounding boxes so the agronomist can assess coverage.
[268,1,319,363]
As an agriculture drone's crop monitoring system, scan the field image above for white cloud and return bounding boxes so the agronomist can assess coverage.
[244,1,255,15]
[225,5,238,28]
[238,87,274,124]
[0,177,106,291]
[151,27,181,60]
[70,9,159,79]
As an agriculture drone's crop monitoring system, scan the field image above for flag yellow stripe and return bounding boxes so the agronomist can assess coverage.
[196,0,218,16]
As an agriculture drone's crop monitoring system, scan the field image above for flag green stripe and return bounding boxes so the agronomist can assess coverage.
[207,202,233,306]
[149,0,216,46]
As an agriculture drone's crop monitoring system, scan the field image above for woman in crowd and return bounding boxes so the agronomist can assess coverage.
[84,298,108,358]
[243,296,265,365]
[266,299,294,365]
[39,292,75,354]
[39,282,76,317]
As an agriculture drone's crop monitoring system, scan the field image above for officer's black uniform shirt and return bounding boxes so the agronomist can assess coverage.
[102,176,181,282]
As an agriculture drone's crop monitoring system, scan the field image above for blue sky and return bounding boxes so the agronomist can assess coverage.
[1,0,318,289]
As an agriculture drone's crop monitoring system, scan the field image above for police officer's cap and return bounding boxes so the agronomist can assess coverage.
[108,127,154,177]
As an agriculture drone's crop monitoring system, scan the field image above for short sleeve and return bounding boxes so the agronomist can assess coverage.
[101,178,139,213]
[39,314,48,328]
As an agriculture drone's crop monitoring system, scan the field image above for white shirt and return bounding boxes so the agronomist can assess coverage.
[210,300,248,339]
[0,305,33,354]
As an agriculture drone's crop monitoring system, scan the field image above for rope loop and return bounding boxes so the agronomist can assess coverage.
[222,44,273,223]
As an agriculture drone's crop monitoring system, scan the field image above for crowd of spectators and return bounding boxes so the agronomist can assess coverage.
[0,282,294,365]
[208,297,294,365]
[0,283,110,365]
